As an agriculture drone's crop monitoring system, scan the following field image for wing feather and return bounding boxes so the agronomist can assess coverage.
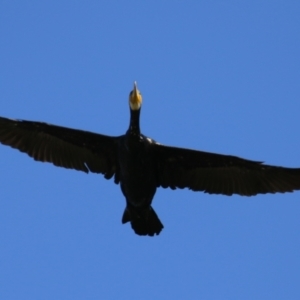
[0,117,118,178]
[154,144,300,196]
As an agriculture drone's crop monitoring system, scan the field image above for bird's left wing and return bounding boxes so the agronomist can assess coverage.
[153,144,300,196]
[0,117,119,179]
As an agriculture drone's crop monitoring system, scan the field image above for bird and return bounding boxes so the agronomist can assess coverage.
[0,82,300,236]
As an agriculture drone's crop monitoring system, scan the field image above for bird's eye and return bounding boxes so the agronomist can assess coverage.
[129,91,133,96]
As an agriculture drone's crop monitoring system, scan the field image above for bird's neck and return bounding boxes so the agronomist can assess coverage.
[127,108,141,135]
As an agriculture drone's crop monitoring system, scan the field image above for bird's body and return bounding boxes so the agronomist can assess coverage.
[118,133,157,208]
[0,82,300,236]
[118,133,163,235]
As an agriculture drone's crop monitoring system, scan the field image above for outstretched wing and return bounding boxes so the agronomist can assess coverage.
[0,117,119,179]
[154,144,300,196]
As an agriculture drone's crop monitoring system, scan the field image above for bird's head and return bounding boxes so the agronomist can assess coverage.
[129,81,142,111]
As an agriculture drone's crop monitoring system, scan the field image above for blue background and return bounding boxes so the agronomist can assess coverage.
[1,2,300,299]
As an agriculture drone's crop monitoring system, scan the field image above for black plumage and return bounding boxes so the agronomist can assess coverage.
[0,82,300,236]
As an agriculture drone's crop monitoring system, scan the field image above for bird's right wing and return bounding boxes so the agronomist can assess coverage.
[0,117,119,179]
[153,143,300,196]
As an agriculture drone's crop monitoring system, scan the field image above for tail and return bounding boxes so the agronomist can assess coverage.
[122,205,164,236]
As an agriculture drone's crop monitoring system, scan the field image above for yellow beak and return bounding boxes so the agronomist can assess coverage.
[129,81,142,110]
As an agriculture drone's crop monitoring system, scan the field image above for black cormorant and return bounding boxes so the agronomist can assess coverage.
[0,82,300,236]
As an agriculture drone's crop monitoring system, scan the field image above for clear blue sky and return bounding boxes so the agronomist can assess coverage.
[1,2,300,299]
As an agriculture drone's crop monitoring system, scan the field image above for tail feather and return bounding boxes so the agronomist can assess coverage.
[122,206,164,236]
